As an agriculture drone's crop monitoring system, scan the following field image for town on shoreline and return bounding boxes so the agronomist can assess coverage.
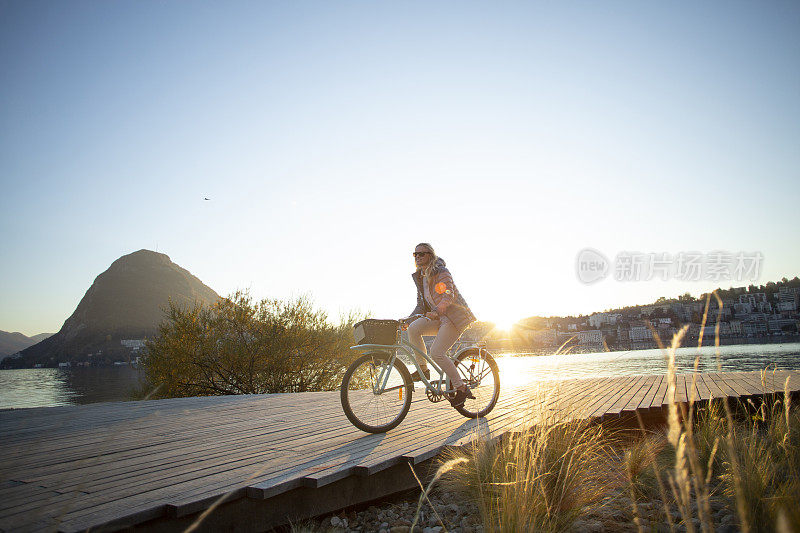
[466,277,800,354]
[4,277,799,369]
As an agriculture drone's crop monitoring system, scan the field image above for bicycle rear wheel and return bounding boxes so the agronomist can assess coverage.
[451,348,500,418]
[341,352,413,433]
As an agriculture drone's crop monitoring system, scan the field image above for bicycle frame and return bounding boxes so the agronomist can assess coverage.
[350,333,477,396]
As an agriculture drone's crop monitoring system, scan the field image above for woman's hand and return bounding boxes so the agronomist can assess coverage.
[425,311,439,320]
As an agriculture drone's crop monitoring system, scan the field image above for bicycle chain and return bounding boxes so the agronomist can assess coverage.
[425,381,459,403]
[425,388,445,402]
[423,357,482,403]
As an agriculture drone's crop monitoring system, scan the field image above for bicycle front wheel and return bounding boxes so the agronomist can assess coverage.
[452,348,500,418]
[341,352,413,433]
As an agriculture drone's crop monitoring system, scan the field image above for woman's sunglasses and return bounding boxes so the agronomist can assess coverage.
[413,252,430,258]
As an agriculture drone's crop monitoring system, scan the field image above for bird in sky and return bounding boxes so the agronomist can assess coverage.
[204,197,211,201]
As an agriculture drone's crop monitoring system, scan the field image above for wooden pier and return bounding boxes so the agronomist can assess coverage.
[1,370,799,532]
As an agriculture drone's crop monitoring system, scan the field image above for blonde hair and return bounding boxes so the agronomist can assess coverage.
[415,242,438,278]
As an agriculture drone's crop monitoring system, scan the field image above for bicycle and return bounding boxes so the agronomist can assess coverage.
[340,315,501,433]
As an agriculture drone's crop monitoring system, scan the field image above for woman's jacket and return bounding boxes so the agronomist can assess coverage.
[411,257,476,332]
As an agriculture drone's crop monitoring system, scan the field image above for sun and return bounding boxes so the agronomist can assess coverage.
[491,315,519,333]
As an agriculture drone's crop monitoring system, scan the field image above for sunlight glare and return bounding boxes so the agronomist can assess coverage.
[491,315,519,334]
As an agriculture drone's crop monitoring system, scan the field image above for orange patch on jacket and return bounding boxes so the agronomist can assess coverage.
[434,282,447,294]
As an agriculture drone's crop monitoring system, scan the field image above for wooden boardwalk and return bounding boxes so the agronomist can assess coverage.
[1,370,799,532]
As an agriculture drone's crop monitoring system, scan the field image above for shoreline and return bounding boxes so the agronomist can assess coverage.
[3,342,800,410]
[488,335,800,357]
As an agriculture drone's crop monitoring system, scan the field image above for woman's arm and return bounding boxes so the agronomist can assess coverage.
[433,269,456,314]
[410,286,426,316]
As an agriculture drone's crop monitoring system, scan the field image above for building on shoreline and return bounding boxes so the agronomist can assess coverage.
[500,280,800,353]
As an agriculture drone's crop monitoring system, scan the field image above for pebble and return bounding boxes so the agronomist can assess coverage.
[299,480,743,533]
[570,519,605,532]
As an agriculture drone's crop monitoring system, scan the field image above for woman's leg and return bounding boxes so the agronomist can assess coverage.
[429,320,465,389]
[406,317,439,371]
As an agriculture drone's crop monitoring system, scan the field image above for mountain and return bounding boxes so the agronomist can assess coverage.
[10,250,220,367]
[0,331,53,359]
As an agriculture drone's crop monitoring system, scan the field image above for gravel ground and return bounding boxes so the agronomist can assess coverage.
[281,487,484,533]
[280,485,741,533]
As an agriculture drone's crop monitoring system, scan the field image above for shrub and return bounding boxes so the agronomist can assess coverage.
[140,290,361,398]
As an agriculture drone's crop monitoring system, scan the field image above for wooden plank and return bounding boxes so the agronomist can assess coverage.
[6,440,350,520]
[782,371,800,393]
[713,372,751,398]
[772,371,800,392]
[728,372,765,396]
[0,490,88,521]
[0,481,53,502]
[697,373,728,400]
[686,372,706,403]
[581,376,631,419]
[588,376,641,419]
[0,485,74,516]
[704,373,739,398]
[754,370,786,393]
[17,396,462,510]
[3,371,799,533]
[737,371,775,395]
[2,396,346,451]
[350,409,511,477]
[549,376,613,420]
[649,373,670,409]
[0,398,246,442]
[625,375,659,412]
[656,373,683,408]
[674,375,689,404]
[85,402,459,503]
[605,375,649,417]
[510,376,596,421]
[1,402,348,473]
[0,396,345,461]
[639,374,664,410]
[15,429,284,484]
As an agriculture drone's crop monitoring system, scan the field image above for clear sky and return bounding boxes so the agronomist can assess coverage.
[1,1,799,336]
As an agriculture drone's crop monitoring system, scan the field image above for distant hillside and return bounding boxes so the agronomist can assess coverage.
[0,331,53,359]
[9,250,220,367]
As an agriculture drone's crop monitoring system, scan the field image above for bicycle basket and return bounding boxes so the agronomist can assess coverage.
[353,319,399,345]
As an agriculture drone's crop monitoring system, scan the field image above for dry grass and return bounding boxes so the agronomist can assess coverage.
[429,291,800,533]
[715,396,800,532]
[432,390,799,533]
[436,402,617,532]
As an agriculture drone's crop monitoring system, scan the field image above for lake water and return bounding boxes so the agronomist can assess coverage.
[0,366,143,410]
[1,343,798,410]
[496,342,800,389]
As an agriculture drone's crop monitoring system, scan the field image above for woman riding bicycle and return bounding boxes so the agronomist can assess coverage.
[405,243,477,408]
